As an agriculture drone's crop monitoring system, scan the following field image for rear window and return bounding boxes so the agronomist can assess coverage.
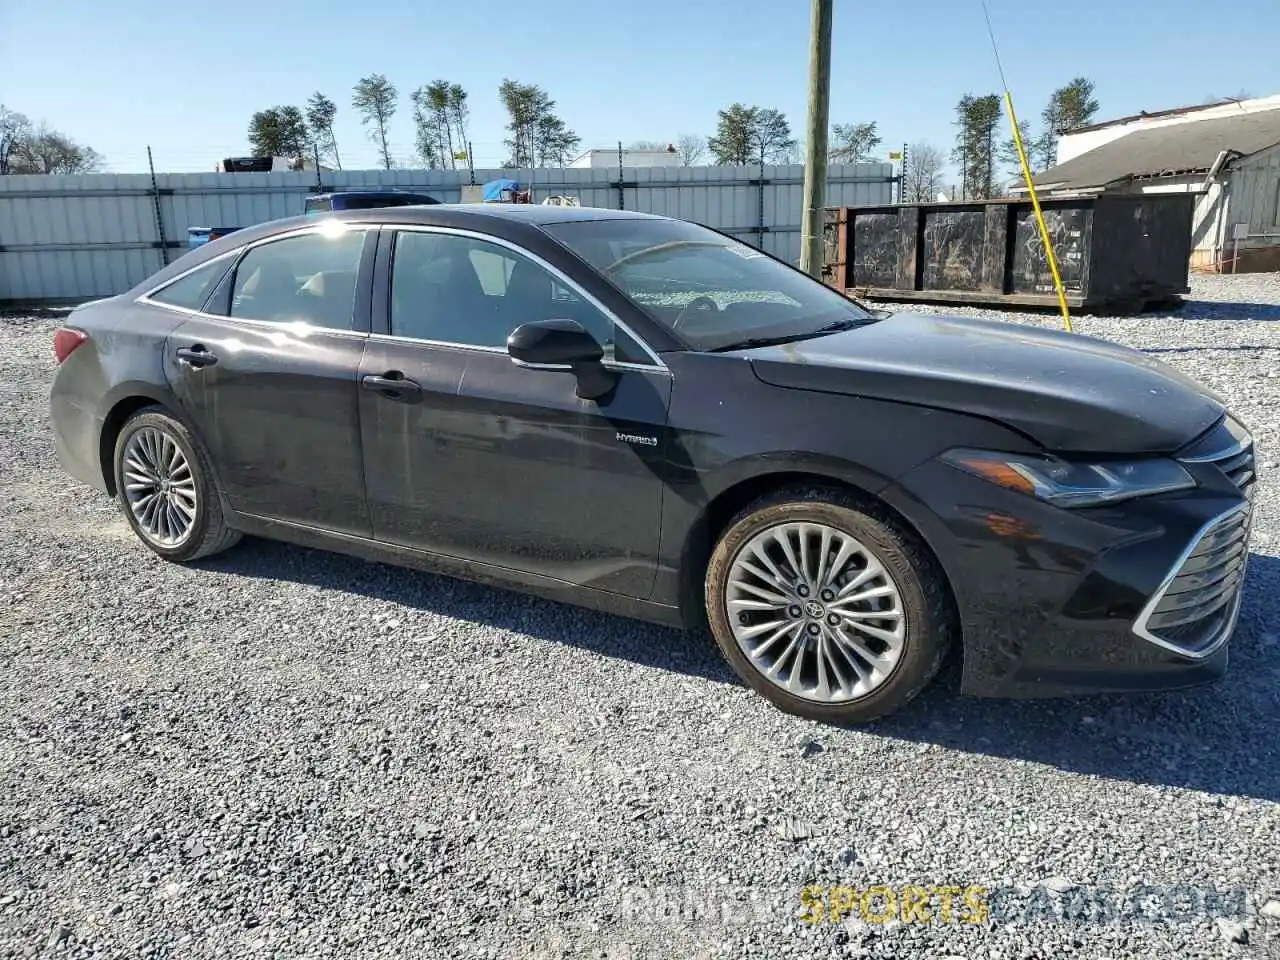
[147,258,231,311]
[304,197,332,214]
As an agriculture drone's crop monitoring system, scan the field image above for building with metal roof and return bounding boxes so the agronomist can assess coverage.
[1014,96,1280,272]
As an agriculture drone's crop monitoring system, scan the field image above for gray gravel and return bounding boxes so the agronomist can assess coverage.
[2,276,1280,959]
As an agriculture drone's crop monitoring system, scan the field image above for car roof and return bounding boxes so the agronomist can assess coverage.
[371,203,665,225]
[129,204,674,296]
[308,190,437,200]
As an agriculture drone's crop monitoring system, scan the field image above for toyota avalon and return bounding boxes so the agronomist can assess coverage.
[48,205,1256,721]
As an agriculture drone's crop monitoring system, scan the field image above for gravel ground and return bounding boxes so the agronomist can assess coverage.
[2,276,1280,960]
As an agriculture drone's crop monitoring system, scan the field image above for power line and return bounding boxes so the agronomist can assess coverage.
[975,0,1073,334]
[978,0,1010,94]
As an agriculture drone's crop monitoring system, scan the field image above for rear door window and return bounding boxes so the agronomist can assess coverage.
[228,228,368,331]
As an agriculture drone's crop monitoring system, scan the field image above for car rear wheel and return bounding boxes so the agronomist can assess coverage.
[705,486,952,722]
[113,407,240,562]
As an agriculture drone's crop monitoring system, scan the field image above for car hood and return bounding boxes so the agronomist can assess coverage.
[740,312,1226,454]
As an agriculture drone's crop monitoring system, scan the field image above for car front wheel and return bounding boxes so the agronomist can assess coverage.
[705,486,953,723]
[112,406,241,562]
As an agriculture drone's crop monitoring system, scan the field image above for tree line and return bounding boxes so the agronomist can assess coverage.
[952,77,1100,200]
[2,73,1101,190]
[248,79,952,184]
[0,105,101,175]
[249,74,583,171]
[699,106,948,203]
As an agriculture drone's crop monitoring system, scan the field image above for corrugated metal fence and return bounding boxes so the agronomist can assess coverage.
[0,164,893,302]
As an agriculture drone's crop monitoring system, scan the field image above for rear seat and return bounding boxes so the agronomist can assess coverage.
[297,270,359,329]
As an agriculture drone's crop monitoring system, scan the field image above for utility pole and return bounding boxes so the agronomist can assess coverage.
[900,142,908,203]
[799,0,833,278]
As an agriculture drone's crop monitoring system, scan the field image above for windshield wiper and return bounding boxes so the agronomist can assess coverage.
[706,318,870,353]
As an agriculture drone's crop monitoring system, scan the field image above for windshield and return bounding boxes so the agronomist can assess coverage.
[542,218,874,351]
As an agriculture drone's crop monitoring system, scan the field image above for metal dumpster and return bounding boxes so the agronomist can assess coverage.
[823,193,1195,313]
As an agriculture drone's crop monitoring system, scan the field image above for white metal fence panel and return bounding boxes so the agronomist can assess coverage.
[0,163,892,301]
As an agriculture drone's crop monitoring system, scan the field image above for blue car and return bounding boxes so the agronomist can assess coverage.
[303,190,441,215]
[188,191,442,250]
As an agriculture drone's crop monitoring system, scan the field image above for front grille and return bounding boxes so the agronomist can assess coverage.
[1133,505,1251,657]
[1211,446,1256,490]
[1178,415,1257,494]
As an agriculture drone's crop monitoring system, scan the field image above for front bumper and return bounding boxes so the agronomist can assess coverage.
[886,455,1253,699]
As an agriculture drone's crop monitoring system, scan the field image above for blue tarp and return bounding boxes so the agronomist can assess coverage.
[482,178,521,202]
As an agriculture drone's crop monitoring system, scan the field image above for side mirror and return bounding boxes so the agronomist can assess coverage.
[507,319,603,365]
[507,319,615,400]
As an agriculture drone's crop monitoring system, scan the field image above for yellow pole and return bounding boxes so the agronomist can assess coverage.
[1004,92,1073,333]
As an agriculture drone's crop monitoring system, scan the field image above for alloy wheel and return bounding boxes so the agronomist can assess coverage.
[121,427,198,548]
[725,521,906,703]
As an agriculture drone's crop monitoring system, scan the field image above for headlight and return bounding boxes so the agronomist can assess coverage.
[941,449,1195,507]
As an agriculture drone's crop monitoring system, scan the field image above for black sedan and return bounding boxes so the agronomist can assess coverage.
[49,205,1256,721]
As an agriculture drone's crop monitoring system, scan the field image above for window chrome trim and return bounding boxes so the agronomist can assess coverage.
[133,297,371,342]
[386,224,669,373]
[135,221,379,318]
[367,332,668,376]
[1131,501,1252,659]
[368,333,505,354]
[512,358,574,372]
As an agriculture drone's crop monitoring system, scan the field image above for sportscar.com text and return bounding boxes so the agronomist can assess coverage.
[617,882,1250,927]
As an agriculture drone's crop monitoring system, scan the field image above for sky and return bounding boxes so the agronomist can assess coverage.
[2,0,1277,176]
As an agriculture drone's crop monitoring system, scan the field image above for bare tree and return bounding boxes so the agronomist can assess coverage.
[829,121,881,163]
[996,120,1035,190]
[752,109,795,165]
[0,105,31,175]
[352,74,398,169]
[305,92,341,169]
[628,140,680,157]
[1204,89,1253,104]
[11,124,102,174]
[902,142,945,202]
[677,133,706,166]
[1,106,102,174]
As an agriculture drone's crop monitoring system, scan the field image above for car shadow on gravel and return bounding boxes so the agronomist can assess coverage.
[1148,299,1280,322]
[0,305,76,320]
[204,539,1279,802]
[1142,344,1280,355]
[197,537,739,686]
[871,552,1280,804]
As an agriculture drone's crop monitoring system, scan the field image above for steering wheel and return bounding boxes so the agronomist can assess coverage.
[674,295,720,330]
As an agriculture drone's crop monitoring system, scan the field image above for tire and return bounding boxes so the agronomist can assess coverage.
[112,406,241,563]
[704,485,953,723]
